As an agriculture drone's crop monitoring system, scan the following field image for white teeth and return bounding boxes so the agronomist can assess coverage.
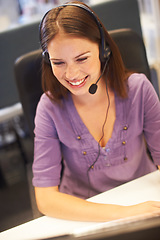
[69,78,85,86]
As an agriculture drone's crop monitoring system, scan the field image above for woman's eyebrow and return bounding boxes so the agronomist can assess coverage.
[75,51,90,59]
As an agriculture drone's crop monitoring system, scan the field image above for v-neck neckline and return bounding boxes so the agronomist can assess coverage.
[65,93,123,148]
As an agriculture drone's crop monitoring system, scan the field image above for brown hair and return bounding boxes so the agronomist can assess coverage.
[40,1,130,102]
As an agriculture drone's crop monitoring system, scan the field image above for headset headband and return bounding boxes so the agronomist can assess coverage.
[39,2,111,63]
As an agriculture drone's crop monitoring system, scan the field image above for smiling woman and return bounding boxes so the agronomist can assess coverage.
[32,1,160,222]
[48,34,101,96]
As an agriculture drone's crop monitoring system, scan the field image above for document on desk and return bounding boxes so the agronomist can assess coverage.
[0,170,160,240]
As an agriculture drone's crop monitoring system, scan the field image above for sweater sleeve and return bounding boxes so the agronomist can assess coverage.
[142,75,160,165]
[32,94,62,187]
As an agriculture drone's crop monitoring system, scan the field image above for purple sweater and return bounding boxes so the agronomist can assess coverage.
[32,73,160,199]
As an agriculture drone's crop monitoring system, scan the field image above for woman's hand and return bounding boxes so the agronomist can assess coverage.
[119,201,160,219]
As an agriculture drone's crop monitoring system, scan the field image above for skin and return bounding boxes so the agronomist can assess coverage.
[35,32,160,222]
[48,32,102,98]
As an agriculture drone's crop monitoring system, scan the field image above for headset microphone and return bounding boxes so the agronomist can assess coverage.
[88,51,111,94]
[89,83,98,94]
[89,75,102,94]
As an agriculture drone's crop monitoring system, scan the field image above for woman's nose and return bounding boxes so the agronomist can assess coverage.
[65,63,79,80]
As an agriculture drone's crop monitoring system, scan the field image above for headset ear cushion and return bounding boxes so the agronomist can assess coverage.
[42,51,50,64]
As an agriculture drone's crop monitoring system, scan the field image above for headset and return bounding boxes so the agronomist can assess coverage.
[39,2,111,65]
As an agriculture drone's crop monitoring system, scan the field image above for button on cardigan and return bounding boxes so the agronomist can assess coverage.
[32,73,160,199]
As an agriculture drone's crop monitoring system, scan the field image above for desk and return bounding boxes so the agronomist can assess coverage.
[0,170,160,240]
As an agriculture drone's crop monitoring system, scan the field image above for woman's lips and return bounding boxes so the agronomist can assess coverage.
[66,76,88,87]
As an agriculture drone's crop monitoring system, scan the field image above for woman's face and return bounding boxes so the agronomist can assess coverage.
[48,32,102,97]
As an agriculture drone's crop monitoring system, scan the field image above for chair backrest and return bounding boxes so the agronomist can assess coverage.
[14,49,43,139]
[14,29,150,139]
[110,28,151,79]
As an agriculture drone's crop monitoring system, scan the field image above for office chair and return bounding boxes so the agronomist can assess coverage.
[14,28,152,218]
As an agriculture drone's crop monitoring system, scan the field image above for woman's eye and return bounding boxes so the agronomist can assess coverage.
[77,57,88,62]
[52,62,64,65]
